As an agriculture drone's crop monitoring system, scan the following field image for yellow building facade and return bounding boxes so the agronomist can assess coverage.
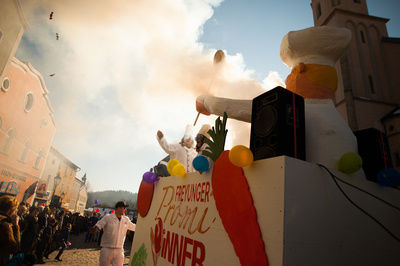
[39,147,81,209]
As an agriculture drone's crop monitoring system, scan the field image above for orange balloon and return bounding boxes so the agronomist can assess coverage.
[229,145,254,167]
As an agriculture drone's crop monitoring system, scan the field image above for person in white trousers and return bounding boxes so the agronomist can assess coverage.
[90,201,136,266]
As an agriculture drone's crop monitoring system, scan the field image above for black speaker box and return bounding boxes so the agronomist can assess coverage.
[250,86,305,161]
[355,128,392,182]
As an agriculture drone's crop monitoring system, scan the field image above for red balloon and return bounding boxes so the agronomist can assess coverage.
[111,210,115,214]
[96,208,100,213]
[40,203,45,207]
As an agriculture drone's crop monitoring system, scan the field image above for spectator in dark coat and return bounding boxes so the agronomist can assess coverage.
[43,217,57,259]
[0,195,20,266]
[20,206,39,258]
[45,222,71,261]
[17,203,27,231]
[35,207,49,264]
[85,212,99,242]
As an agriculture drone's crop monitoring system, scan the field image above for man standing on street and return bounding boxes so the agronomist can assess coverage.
[90,201,136,266]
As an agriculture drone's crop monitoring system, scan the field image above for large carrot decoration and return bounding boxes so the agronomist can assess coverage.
[203,113,269,266]
[137,180,154,217]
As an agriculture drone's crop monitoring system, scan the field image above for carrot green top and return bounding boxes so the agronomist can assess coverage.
[202,112,228,162]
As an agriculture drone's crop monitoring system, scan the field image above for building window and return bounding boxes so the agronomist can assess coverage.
[354,0,361,3]
[1,77,10,92]
[19,140,31,163]
[1,128,16,154]
[34,150,43,169]
[317,3,322,18]
[389,125,394,132]
[24,92,34,112]
[360,31,366,43]
[368,75,375,94]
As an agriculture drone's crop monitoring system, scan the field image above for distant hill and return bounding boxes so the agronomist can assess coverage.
[86,190,137,210]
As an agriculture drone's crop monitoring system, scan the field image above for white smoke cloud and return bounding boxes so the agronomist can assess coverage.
[263,71,286,89]
[16,0,284,192]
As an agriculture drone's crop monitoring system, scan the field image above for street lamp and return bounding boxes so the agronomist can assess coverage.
[51,172,61,206]
[81,173,87,185]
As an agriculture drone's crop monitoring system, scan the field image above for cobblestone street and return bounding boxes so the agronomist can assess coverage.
[36,232,133,266]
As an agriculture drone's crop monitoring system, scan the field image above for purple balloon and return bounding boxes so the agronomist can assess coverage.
[94,200,98,204]
[143,172,158,184]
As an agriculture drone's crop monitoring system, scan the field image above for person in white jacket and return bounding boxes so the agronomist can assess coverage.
[157,125,197,173]
[90,201,136,266]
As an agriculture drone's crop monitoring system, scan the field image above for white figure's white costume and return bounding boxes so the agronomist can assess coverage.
[95,214,136,266]
[197,26,358,170]
[157,125,197,172]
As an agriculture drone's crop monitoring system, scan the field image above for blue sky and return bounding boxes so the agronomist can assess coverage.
[15,0,400,193]
[200,0,400,82]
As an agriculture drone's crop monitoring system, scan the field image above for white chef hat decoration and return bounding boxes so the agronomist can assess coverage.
[183,124,194,140]
[280,26,352,68]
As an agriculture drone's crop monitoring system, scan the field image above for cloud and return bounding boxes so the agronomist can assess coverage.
[263,71,286,89]
[16,0,284,192]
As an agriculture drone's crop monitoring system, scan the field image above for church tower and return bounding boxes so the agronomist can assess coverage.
[310,0,400,130]
[310,0,400,168]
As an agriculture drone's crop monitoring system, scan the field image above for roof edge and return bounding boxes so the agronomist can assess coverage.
[13,0,29,30]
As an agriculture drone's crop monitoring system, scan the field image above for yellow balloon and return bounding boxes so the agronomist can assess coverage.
[337,152,363,174]
[229,145,254,167]
[167,159,180,174]
[172,164,186,177]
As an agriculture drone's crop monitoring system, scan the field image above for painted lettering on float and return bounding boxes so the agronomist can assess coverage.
[152,181,215,265]
[160,230,206,266]
[156,182,216,235]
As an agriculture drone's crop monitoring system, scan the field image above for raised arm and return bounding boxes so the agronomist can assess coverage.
[156,131,179,155]
[196,95,252,123]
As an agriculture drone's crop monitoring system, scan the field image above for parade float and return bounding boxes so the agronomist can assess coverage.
[129,26,400,266]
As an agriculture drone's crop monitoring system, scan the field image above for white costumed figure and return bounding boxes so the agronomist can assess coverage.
[157,125,197,173]
[196,26,358,170]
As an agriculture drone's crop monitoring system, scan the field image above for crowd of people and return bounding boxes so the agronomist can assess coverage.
[0,125,209,266]
[0,195,121,266]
